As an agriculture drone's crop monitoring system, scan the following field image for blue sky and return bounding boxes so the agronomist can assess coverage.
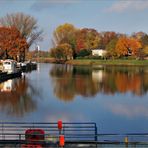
[0,0,148,51]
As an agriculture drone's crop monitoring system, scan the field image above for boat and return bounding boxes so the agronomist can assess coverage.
[0,59,22,82]
[2,59,18,74]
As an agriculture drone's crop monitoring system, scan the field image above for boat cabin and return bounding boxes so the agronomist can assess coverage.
[2,59,18,74]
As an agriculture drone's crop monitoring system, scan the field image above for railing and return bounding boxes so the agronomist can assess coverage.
[0,122,148,147]
[98,133,148,144]
[0,122,97,147]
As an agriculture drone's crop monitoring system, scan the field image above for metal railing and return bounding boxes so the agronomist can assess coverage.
[0,122,148,147]
[0,122,97,145]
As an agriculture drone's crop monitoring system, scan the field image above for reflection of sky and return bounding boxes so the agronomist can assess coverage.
[0,64,148,134]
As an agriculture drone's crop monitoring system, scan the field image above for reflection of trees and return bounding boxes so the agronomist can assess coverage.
[0,77,38,117]
[50,65,148,101]
[50,64,98,102]
[99,66,148,96]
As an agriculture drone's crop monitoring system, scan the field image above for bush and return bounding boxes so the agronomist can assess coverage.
[77,49,91,57]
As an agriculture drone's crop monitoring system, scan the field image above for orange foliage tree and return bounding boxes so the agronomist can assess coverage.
[115,36,142,57]
[115,37,130,57]
[0,27,28,61]
[129,38,142,56]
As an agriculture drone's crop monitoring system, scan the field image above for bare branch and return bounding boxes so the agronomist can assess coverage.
[0,12,43,49]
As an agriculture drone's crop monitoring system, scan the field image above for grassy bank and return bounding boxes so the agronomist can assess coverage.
[32,57,148,66]
[65,59,148,66]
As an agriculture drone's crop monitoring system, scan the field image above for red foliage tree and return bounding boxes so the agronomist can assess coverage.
[0,27,28,61]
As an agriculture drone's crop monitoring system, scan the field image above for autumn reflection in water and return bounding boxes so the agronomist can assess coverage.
[0,77,38,117]
[50,64,148,102]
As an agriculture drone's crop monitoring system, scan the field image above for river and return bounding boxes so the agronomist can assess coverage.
[0,63,148,133]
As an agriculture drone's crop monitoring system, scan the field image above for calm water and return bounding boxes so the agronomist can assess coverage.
[0,63,148,133]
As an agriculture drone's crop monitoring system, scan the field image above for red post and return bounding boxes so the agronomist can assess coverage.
[58,120,63,130]
[59,135,65,147]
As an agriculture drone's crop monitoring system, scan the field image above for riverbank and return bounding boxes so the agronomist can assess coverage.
[65,59,148,66]
[32,57,148,66]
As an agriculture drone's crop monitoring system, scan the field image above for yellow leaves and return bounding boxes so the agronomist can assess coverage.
[129,38,142,55]
[143,45,148,55]
[50,43,73,60]
[115,37,128,56]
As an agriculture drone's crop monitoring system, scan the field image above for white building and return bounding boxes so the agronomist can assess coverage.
[92,49,107,57]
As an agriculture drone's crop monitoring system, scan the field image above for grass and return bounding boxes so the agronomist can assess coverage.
[32,57,148,66]
[65,59,148,66]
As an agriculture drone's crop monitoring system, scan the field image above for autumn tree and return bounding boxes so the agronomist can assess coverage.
[83,28,100,49]
[132,32,146,40]
[115,37,129,57]
[115,36,142,58]
[129,38,142,58]
[100,31,117,49]
[75,28,100,56]
[0,27,28,61]
[52,25,101,58]
[143,46,148,56]
[0,12,42,48]
[50,43,73,60]
[140,34,148,56]
[106,38,118,59]
[53,23,76,46]
[53,23,77,58]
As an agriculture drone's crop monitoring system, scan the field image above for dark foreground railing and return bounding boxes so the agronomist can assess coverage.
[0,122,148,147]
[0,122,97,147]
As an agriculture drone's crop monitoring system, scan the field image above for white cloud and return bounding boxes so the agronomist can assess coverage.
[106,0,148,13]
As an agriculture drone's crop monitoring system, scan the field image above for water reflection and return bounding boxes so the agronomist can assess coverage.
[106,102,148,118]
[50,64,148,101]
[0,77,38,117]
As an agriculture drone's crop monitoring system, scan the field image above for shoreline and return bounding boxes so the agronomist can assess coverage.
[65,59,148,66]
[33,58,148,66]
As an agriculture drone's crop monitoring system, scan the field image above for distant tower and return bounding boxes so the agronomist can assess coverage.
[36,45,40,51]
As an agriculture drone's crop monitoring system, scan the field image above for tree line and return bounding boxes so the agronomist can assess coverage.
[0,13,148,62]
[50,23,148,60]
